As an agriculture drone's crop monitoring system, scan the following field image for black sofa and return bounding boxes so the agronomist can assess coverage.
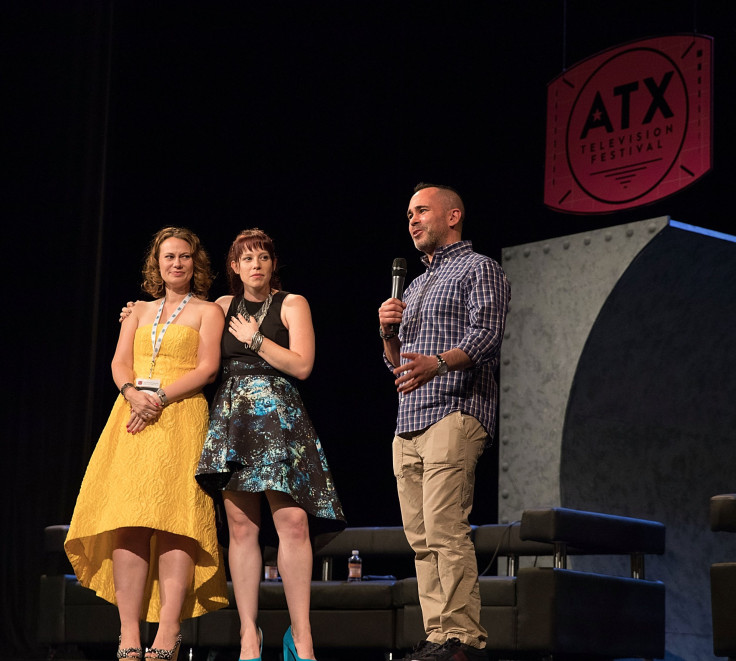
[39,508,665,660]
[394,509,666,659]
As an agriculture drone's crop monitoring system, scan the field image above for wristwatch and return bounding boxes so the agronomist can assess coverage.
[435,354,448,376]
[120,382,135,399]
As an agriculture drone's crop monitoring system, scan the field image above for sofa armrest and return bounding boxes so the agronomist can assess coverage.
[520,507,665,554]
[710,494,736,532]
[518,507,665,578]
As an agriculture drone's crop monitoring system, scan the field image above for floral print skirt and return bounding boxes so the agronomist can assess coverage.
[196,358,346,548]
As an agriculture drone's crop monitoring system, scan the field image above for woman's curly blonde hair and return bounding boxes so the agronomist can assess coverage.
[141,226,214,299]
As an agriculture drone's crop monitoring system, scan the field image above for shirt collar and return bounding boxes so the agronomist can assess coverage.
[420,239,473,269]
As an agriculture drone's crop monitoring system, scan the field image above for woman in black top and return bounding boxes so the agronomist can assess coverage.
[196,228,345,661]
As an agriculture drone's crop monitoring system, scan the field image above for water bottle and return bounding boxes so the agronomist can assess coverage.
[348,549,362,582]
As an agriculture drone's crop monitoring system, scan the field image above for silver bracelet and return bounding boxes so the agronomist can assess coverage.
[248,331,264,353]
[156,388,169,407]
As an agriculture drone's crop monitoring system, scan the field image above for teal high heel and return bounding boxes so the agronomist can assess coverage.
[239,626,262,661]
[282,626,316,661]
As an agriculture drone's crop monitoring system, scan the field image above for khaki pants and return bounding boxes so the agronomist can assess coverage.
[393,411,488,648]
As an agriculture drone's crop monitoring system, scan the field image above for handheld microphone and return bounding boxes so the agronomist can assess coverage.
[391,257,407,299]
[390,258,407,333]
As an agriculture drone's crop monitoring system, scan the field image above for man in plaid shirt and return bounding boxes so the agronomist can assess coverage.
[379,183,510,661]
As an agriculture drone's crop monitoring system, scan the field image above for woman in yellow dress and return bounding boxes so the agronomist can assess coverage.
[65,227,228,661]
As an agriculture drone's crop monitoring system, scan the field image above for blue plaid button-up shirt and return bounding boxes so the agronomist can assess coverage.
[388,240,510,436]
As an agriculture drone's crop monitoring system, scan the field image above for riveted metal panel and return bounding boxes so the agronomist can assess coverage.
[499,217,669,524]
[499,217,736,660]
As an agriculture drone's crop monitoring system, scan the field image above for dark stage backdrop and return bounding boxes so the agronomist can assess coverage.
[4,1,735,657]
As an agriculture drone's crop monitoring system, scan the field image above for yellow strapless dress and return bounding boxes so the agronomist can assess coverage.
[64,323,228,621]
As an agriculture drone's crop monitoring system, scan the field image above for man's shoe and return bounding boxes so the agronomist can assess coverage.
[422,638,487,661]
[402,640,442,660]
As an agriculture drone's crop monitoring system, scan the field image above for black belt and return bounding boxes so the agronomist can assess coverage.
[221,358,296,386]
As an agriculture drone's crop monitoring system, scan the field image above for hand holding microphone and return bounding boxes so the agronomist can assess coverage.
[378,257,407,339]
[389,258,407,333]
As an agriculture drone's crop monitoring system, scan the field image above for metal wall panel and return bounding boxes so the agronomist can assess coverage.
[499,217,670,522]
[500,217,736,660]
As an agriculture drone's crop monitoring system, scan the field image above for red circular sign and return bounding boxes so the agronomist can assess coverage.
[566,47,688,204]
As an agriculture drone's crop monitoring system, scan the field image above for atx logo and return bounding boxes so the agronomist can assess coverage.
[544,35,712,214]
[579,71,675,139]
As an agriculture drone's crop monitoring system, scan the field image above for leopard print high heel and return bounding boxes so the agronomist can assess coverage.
[116,635,143,660]
[145,633,182,661]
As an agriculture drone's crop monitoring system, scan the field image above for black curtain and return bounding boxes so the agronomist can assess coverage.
[3,2,114,655]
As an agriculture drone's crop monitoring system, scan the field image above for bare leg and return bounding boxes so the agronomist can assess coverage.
[147,531,197,655]
[113,527,154,655]
[224,491,263,660]
[267,491,315,660]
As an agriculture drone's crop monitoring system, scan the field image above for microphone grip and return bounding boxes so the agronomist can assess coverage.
[390,275,405,333]
[391,276,405,301]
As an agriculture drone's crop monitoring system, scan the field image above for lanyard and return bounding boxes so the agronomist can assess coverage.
[149,292,192,377]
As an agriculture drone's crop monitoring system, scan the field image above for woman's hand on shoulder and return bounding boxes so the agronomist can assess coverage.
[112,300,150,381]
[119,299,145,325]
[119,300,136,323]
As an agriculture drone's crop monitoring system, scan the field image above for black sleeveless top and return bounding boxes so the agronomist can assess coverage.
[222,290,290,361]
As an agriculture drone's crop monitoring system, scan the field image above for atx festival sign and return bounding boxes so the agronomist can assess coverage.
[544,34,712,214]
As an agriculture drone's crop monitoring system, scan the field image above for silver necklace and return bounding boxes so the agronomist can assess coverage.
[237,291,273,326]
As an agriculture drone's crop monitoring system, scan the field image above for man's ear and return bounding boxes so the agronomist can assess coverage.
[447,208,462,229]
